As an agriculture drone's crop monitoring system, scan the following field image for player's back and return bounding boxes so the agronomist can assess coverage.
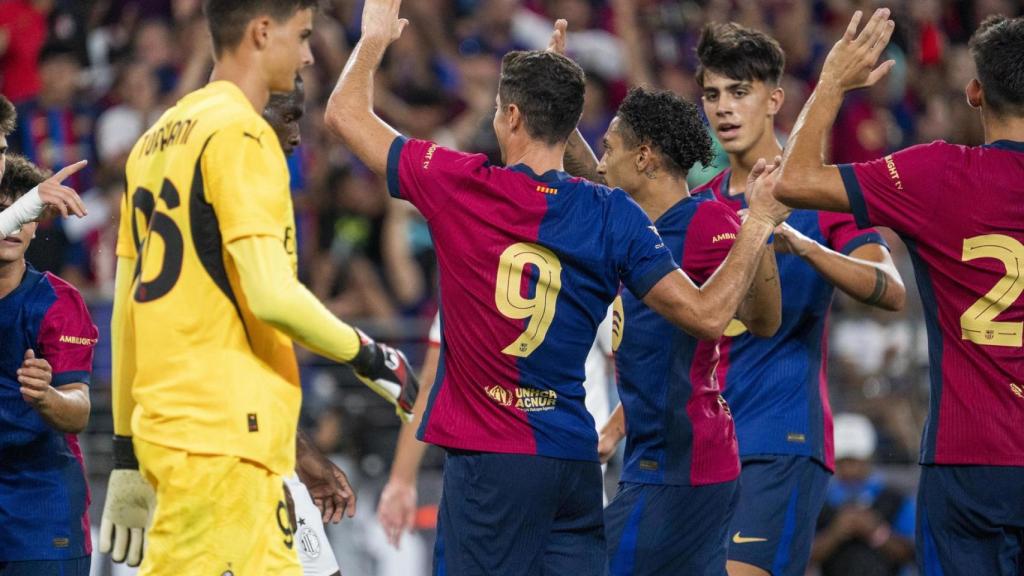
[388,138,675,461]
[120,81,301,474]
[841,140,1024,465]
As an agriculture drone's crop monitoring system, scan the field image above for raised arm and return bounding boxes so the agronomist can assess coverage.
[324,0,406,175]
[775,9,895,211]
[774,224,905,311]
[643,159,788,340]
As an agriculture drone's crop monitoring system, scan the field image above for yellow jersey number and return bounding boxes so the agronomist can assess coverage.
[959,234,1024,348]
[130,179,185,303]
[495,243,563,357]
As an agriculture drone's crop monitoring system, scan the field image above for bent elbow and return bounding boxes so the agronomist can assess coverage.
[324,94,355,141]
[881,282,907,312]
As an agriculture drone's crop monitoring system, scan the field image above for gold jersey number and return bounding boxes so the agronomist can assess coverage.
[495,243,563,357]
[960,234,1024,348]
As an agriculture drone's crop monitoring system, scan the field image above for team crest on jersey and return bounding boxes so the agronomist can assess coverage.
[298,526,322,559]
[485,385,514,407]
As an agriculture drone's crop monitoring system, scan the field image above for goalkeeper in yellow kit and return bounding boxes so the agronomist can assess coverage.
[96,1,419,574]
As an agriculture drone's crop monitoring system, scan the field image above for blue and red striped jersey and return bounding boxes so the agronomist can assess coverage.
[0,266,97,561]
[695,169,886,470]
[387,137,677,462]
[614,194,741,486]
[841,140,1024,466]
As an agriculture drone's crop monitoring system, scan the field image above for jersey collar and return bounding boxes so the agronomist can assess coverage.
[507,164,574,184]
[986,140,1024,152]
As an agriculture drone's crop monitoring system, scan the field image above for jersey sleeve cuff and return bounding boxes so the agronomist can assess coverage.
[839,164,871,229]
[387,136,408,199]
[839,231,889,255]
[627,255,679,300]
[53,370,91,387]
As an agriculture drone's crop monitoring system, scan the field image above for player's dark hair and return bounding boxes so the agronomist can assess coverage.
[498,50,585,145]
[969,15,1024,117]
[203,0,319,57]
[696,22,785,87]
[0,95,15,135]
[0,154,48,203]
[615,87,714,178]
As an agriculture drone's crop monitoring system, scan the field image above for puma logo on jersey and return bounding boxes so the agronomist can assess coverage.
[243,131,264,147]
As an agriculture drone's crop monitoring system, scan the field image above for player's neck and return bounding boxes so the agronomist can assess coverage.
[982,112,1024,145]
[504,140,566,176]
[726,133,783,197]
[209,58,270,115]
[0,258,26,300]
[635,176,690,223]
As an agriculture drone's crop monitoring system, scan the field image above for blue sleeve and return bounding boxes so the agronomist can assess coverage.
[386,135,408,199]
[614,192,678,298]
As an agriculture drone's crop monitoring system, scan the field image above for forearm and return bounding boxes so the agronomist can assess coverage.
[800,243,904,310]
[326,36,401,175]
[776,84,849,211]
[389,346,438,484]
[111,256,137,437]
[564,130,603,184]
[600,403,626,444]
[694,219,776,337]
[36,383,90,433]
[0,187,43,237]
[226,236,361,364]
[736,246,781,337]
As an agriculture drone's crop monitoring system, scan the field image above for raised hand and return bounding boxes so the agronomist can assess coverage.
[40,160,88,218]
[771,222,814,256]
[361,0,409,44]
[820,9,897,93]
[547,18,568,56]
[745,155,791,227]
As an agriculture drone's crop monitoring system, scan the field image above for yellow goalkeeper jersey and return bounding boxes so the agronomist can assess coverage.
[119,81,300,475]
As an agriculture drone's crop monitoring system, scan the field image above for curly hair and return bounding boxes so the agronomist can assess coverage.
[0,154,48,203]
[696,22,785,87]
[0,95,15,135]
[615,87,713,178]
[969,15,1024,117]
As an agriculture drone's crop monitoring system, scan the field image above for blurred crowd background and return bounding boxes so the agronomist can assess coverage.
[2,0,1020,574]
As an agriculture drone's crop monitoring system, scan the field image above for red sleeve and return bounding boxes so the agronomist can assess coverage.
[839,141,959,238]
[681,201,742,285]
[817,211,889,255]
[37,277,98,387]
[386,137,491,220]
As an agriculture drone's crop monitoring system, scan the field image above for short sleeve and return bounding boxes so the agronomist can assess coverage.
[386,137,490,221]
[817,211,888,255]
[681,201,741,285]
[202,121,291,244]
[115,181,136,259]
[37,281,98,386]
[613,192,679,298]
[838,141,956,237]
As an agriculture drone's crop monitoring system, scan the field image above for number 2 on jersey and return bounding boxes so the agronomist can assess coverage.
[959,234,1024,348]
[495,243,563,357]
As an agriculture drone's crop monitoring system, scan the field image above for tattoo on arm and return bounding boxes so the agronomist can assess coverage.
[862,267,888,306]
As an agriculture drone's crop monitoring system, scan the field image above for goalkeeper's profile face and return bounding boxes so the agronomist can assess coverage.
[264,7,315,93]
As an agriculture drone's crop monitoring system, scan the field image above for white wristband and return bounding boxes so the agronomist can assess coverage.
[0,186,44,237]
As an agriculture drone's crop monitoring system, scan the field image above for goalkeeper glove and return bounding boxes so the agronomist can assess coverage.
[99,435,155,567]
[349,328,420,422]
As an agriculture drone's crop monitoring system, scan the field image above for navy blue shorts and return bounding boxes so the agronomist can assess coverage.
[726,455,830,576]
[917,464,1024,576]
[0,557,90,576]
[433,449,605,576]
[606,480,739,576]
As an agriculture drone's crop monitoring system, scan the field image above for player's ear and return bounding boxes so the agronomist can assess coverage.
[635,144,654,173]
[768,85,785,116]
[251,16,272,51]
[506,103,522,133]
[965,78,983,109]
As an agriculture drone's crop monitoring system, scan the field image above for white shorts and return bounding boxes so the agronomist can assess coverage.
[285,475,341,576]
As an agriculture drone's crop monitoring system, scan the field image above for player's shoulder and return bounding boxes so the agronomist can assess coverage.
[40,272,90,312]
[403,137,490,172]
[692,193,739,223]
